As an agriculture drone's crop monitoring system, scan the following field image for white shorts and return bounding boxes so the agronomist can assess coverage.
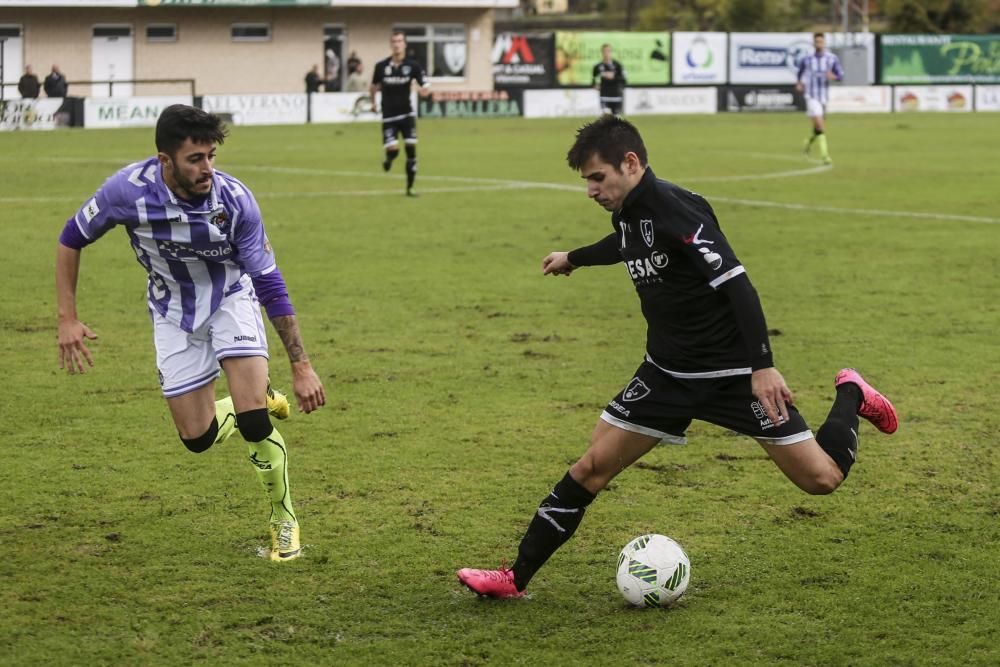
[806,97,826,118]
[153,287,269,398]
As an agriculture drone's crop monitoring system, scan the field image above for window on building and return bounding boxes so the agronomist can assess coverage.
[93,26,131,38]
[146,24,177,42]
[323,25,345,92]
[395,25,466,79]
[231,23,271,42]
[0,25,21,38]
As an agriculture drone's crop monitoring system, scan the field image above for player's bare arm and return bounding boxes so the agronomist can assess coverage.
[55,243,98,374]
[271,314,326,413]
[542,251,577,276]
[751,367,793,425]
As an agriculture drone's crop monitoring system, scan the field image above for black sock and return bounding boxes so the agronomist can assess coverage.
[816,383,861,477]
[512,471,596,591]
[404,144,417,190]
[385,150,398,166]
[405,159,417,190]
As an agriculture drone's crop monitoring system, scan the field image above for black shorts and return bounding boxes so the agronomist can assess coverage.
[381,116,417,147]
[601,360,813,445]
[600,98,623,115]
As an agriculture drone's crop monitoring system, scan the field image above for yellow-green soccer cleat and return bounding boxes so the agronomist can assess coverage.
[269,520,301,562]
[265,381,290,420]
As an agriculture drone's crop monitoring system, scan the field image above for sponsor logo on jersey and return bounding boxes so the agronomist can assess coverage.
[83,197,100,222]
[158,240,233,260]
[625,257,662,281]
[233,334,257,343]
[640,219,654,247]
[650,250,669,269]
[622,377,651,402]
[682,223,714,245]
[698,247,723,270]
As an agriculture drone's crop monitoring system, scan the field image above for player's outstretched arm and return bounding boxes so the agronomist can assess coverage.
[56,243,98,374]
[542,251,577,276]
[271,314,326,414]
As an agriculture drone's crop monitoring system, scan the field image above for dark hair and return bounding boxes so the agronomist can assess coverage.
[601,43,611,49]
[155,104,227,156]
[391,29,406,39]
[566,115,648,171]
[814,32,825,39]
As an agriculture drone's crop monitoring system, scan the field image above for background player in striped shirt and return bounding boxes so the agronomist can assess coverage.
[796,32,844,165]
[56,105,326,562]
[370,30,431,197]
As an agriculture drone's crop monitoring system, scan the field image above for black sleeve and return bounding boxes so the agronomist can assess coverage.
[721,272,774,371]
[592,64,601,86]
[568,233,621,267]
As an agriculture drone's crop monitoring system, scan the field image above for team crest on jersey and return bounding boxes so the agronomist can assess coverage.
[640,219,654,247]
[384,65,392,75]
[622,377,651,402]
[402,65,411,76]
[210,210,229,229]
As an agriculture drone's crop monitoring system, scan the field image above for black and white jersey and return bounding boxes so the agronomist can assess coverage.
[592,60,626,101]
[371,57,429,122]
[571,168,757,376]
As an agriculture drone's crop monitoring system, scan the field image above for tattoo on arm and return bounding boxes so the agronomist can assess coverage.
[272,315,308,363]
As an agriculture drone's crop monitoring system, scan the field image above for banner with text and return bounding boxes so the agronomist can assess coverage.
[881,35,1000,84]
[729,32,813,85]
[523,88,601,118]
[975,85,1000,111]
[202,93,308,125]
[84,95,192,128]
[827,86,892,113]
[555,31,670,86]
[0,98,68,131]
[720,86,804,112]
[420,90,523,118]
[671,33,728,85]
[492,33,555,88]
[894,85,974,112]
[311,92,379,123]
[625,87,717,115]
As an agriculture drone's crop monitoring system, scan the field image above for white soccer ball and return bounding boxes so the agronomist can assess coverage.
[616,534,690,608]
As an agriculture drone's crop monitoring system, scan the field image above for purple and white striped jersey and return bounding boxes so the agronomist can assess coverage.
[796,50,844,104]
[65,157,276,333]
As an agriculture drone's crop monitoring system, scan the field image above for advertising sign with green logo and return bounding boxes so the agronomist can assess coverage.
[556,31,670,86]
[881,34,1000,83]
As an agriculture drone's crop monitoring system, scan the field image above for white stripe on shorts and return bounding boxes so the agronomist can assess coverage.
[600,411,688,445]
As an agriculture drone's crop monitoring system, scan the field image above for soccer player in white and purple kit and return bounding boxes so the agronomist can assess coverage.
[56,105,326,561]
[796,32,844,164]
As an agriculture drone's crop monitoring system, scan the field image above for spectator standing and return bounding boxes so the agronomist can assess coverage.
[345,56,367,93]
[305,64,322,94]
[18,65,40,99]
[44,64,68,98]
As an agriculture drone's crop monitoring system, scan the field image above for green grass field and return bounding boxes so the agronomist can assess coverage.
[2,112,998,665]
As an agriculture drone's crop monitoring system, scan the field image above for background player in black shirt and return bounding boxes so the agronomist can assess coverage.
[457,116,898,599]
[593,44,626,115]
[370,30,431,197]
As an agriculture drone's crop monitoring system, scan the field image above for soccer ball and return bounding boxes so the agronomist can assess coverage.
[616,534,690,608]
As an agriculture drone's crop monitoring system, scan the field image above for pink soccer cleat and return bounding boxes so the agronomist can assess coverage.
[457,567,524,599]
[835,368,898,435]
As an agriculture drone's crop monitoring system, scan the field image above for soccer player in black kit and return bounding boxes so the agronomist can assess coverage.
[457,116,898,599]
[370,30,431,197]
[593,43,626,115]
